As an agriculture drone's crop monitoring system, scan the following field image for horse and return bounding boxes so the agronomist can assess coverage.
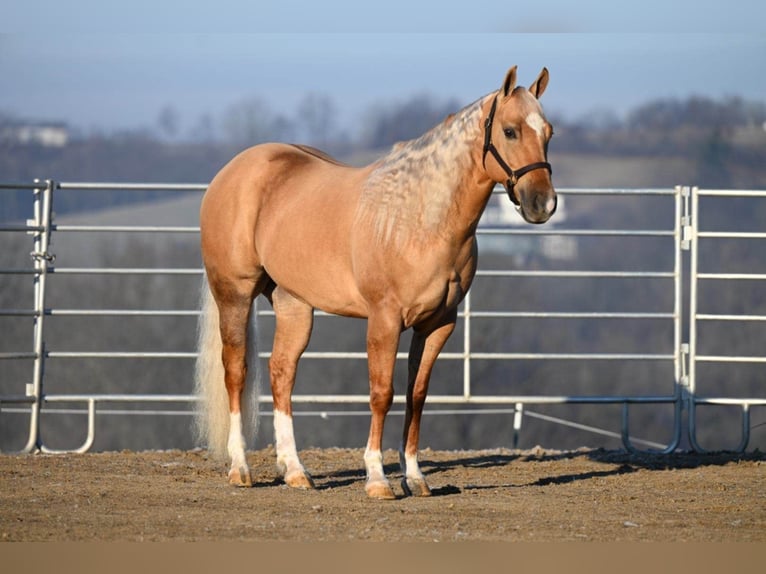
[194,65,557,499]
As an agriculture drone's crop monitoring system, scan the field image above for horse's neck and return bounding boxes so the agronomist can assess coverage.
[358,95,495,248]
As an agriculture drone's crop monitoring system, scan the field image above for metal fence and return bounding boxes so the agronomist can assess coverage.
[688,188,766,452]
[0,181,764,454]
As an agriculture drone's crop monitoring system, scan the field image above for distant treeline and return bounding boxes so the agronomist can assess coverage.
[1,93,765,222]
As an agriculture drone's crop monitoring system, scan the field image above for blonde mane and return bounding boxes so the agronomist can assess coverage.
[356,96,490,248]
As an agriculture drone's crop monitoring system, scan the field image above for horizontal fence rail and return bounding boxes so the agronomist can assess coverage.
[0,181,764,453]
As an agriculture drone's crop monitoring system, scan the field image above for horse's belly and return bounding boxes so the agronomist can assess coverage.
[277,272,368,317]
[293,274,368,317]
[259,236,368,317]
[254,181,370,316]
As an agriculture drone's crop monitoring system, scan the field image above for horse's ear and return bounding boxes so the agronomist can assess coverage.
[529,67,549,99]
[501,65,518,97]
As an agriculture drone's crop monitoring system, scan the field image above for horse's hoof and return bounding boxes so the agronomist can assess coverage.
[365,480,397,500]
[284,470,315,490]
[228,466,253,487]
[401,477,432,497]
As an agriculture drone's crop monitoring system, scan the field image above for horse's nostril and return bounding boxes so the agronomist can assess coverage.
[534,193,556,214]
[547,195,557,215]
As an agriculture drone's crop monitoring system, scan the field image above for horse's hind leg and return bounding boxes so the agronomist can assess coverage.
[212,276,259,486]
[400,310,457,497]
[270,286,315,489]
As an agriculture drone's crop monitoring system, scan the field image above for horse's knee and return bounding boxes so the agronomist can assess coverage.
[369,385,394,413]
[408,384,428,411]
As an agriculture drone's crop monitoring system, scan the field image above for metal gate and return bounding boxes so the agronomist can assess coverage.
[687,187,766,451]
[0,181,763,453]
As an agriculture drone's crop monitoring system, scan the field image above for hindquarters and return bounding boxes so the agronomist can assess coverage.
[196,148,272,468]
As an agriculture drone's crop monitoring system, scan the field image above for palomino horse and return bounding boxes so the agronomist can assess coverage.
[195,66,556,499]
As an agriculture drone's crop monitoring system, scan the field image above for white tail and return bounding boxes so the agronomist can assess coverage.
[193,275,260,460]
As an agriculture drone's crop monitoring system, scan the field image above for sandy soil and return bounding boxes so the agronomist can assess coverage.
[1,447,763,542]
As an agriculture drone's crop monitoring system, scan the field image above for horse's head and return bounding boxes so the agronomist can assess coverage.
[482,66,556,224]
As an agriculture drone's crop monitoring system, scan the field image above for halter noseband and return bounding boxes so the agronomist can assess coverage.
[482,96,552,205]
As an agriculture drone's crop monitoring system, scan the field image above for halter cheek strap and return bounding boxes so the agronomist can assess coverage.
[482,96,552,206]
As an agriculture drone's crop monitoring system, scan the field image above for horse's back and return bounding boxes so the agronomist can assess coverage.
[202,142,364,237]
[205,142,349,197]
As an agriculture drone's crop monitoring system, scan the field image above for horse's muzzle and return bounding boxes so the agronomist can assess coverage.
[515,189,557,224]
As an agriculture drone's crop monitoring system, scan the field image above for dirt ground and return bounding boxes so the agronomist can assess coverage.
[1,447,764,542]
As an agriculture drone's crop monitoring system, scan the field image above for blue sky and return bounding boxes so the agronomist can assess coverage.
[3,1,764,33]
[1,2,764,135]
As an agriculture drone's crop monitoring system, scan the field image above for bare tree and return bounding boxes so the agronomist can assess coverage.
[297,93,337,148]
[360,94,460,149]
[157,105,181,140]
[221,96,295,146]
[189,113,216,143]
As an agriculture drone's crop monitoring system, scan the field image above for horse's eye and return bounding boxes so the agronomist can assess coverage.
[503,127,517,140]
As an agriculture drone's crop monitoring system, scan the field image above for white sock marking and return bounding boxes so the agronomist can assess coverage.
[404,452,424,480]
[227,412,247,469]
[364,447,386,484]
[274,410,304,475]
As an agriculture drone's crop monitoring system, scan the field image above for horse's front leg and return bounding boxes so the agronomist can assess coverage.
[400,310,457,496]
[364,311,403,500]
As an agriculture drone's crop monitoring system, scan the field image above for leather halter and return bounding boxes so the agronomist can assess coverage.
[482,96,552,206]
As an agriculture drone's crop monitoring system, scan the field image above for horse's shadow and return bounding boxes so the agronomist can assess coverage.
[309,463,464,495]
[308,454,516,496]
[312,467,366,490]
[412,448,764,492]
[279,449,764,496]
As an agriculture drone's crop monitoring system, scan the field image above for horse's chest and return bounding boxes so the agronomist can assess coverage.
[402,264,474,328]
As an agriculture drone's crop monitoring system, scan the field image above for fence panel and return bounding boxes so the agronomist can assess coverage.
[688,187,766,451]
[1,181,763,453]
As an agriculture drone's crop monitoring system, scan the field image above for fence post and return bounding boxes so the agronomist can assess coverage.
[670,184,686,451]
[23,179,56,453]
[686,185,701,451]
[463,290,471,400]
